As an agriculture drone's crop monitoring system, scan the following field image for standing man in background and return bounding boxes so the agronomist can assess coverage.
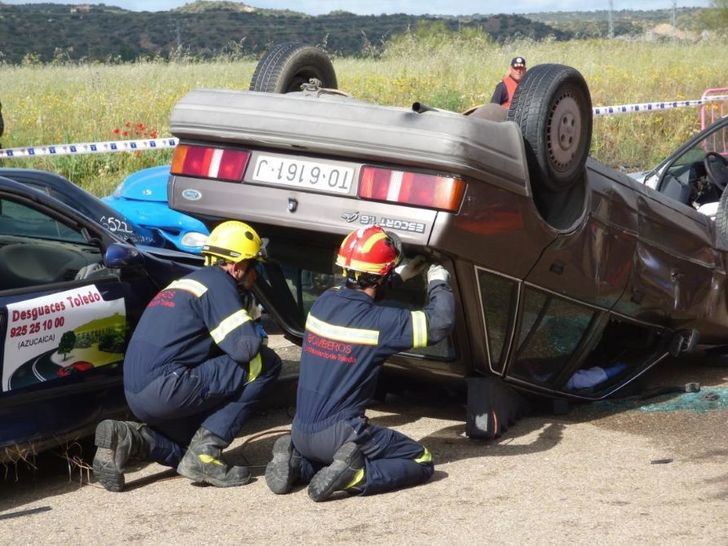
[491,56,527,109]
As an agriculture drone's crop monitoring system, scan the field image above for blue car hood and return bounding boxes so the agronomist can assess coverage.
[112,165,170,202]
[102,165,209,254]
[102,197,208,234]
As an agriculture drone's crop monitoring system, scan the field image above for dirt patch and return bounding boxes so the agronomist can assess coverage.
[1,350,726,543]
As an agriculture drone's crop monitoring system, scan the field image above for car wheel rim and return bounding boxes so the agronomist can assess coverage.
[547,93,581,172]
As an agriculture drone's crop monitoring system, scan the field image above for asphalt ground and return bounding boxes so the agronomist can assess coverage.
[1,337,727,544]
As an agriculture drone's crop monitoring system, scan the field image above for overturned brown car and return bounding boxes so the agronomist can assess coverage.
[166,43,728,411]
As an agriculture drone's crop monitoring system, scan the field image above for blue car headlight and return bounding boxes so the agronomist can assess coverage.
[181,231,209,249]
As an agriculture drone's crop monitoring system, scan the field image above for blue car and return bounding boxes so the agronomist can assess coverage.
[103,165,210,254]
[0,175,195,462]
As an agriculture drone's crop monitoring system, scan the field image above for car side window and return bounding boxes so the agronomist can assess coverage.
[658,145,705,204]
[509,288,594,386]
[669,144,705,169]
[704,122,727,156]
[659,123,728,206]
[564,315,665,395]
[0,197,104,290]
[476,268,517,373]
[0,198,85,243]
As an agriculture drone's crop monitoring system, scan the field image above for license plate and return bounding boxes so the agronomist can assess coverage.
[250,154,355,194]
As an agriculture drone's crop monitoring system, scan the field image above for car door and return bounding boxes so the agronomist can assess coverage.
[0,178,189,453]
[502,283,670,400]
[648,117,728,204]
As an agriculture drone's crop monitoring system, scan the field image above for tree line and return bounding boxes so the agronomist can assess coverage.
[0,2,719,65]
[0,3,568,64]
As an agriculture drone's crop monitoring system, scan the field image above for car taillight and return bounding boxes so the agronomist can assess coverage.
[171,144,250,182]
[358,166,465,212]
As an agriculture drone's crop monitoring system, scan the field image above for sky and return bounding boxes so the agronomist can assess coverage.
[0,0,713,16]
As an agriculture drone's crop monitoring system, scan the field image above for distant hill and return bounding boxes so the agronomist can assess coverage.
[174,0,257,13]
[173,0,303,16]
[0,2,570,64]
[525,8,707,37]
[0,3,709,64]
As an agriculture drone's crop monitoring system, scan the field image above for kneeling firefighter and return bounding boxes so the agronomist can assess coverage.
[265,225,455,501]
[93,220,282,491]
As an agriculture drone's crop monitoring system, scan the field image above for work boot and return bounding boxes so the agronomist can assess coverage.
[265,434,302,494]
[93,419,152,492]
[308,442,364,502]
[176,427,251,487]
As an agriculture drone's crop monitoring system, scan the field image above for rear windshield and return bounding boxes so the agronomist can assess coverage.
[256,236,455,360]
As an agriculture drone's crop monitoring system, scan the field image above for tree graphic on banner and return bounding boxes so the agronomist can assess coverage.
[58,331,76,360]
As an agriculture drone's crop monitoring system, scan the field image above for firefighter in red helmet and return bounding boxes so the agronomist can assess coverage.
[265,226,455,501]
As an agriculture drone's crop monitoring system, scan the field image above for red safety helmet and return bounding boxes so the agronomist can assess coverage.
[336,226,401,277]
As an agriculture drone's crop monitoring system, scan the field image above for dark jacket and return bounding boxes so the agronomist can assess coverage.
[294,279,455,428]
[491,81,508,105]
[124,266,261,393]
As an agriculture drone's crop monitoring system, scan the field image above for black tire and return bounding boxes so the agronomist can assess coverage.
[715,183,728,248]
[249,42,337,94]
[507,64,592,192]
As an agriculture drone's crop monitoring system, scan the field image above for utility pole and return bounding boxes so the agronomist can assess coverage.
[672,0,677,39]
[608,0,614,39]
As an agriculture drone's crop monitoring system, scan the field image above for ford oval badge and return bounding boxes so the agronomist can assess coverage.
[182,189,202,201]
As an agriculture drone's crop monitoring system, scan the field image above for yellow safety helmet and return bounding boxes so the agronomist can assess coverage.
[201,221,265,265]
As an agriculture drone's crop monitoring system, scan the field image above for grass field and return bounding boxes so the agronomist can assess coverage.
[0,35,726,196]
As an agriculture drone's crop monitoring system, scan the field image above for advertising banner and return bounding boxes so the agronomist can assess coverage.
[2,285,126,392]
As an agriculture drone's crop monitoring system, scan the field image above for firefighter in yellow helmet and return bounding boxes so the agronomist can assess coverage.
[93,221,281,491]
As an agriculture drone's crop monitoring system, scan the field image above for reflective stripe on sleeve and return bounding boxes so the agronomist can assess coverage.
[411,310,428,348]
[166,279,208,297]
[306,314,379,346]
[245,352,262,384]
[210,309,252,344]
[414,447,432,464]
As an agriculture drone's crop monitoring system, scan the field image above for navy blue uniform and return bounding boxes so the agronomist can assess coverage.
[124,266,281,467]
[490,81,508,105]
[292,278,454,495]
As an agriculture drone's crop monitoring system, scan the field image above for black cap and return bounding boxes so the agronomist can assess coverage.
[511,56,526,68]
